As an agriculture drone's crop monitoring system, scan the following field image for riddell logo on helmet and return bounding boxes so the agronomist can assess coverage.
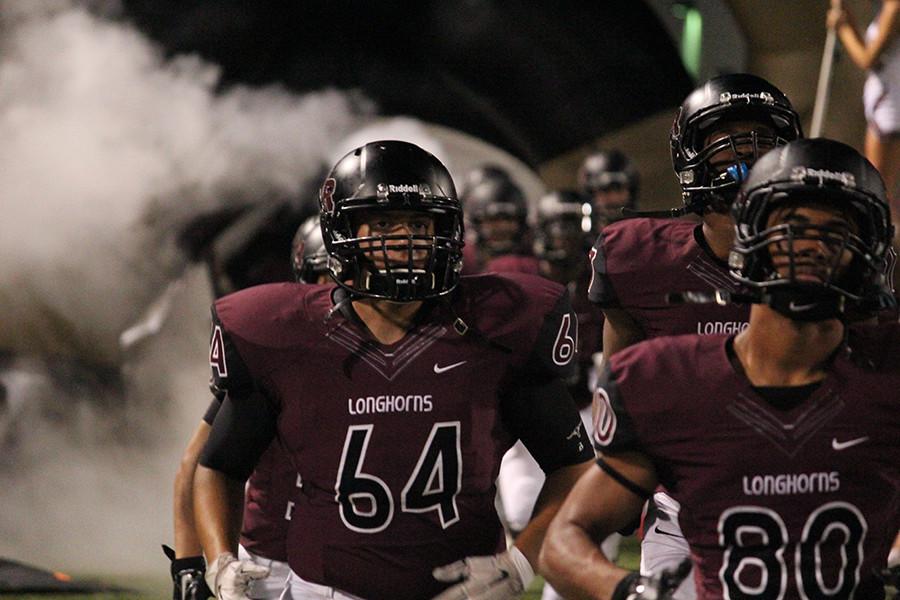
[388,184,420,194]
[719,91,774,104]
[790,167,856,188]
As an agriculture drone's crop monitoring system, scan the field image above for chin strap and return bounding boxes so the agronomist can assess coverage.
[667,287,852,322]
[621,206,689,219]
[623,162,749,220]
[666,289,758,307]
[763,289,846,322]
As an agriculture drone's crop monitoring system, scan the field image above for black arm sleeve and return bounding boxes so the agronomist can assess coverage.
[198,389,278,481]
[202,397,221,426]
[501,376,595,474]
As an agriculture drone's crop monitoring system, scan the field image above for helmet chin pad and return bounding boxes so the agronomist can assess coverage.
[763,285,846,322]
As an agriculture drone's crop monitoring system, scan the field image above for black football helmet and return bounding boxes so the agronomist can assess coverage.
[459,165,528,257]
[533,190,591,264]
[318,140,464,301]
[671,73,803,215]
[578,149,638,228]
[291,214,328,283]
[730,138,895,321]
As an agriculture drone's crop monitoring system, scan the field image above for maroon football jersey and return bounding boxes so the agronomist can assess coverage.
[483,253,541,275]
[239,439,297,561]
[593,326,900,599]
[589,218,749,338]
[568,268,604,409]
[207,274,592,600]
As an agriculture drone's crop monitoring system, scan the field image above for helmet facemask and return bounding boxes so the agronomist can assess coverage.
[731,191,893,321]
[679,118,789,214]
[327,205,464,301]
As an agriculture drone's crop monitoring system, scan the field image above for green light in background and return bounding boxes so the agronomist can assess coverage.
[681,6,703,80]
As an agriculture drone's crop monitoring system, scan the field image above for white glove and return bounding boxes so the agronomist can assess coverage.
[431,547,534,599]
[204,552,270,600]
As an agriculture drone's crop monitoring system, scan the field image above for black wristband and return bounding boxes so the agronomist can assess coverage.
[611,571,641,600]
[171,555,206,581]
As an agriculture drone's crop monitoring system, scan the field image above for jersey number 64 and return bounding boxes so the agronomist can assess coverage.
[335,422,462,533]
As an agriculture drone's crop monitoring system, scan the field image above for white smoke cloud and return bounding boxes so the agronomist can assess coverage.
[0,0,371,582]
[0,0,370,365]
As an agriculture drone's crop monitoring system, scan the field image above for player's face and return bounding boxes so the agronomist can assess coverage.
[354,210,435,270]
[478,216,521,247]
[703,120,777,174]
[548,219,585,258]
[765,203,858,283]
[591,186,631,229]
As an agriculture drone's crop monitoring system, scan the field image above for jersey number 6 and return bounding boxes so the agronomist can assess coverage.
[335,422,462,533]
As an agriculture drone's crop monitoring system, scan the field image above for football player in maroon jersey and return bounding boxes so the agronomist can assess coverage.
[532,190,615,600]
[577,150,639,235]
[459,165,540,275]
[193,141,594,600]
[588,73,803,599]
[168,214,332,600]
[540,138,900,599]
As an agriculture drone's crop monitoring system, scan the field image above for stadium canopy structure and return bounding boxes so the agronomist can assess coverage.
[122,0,694,167]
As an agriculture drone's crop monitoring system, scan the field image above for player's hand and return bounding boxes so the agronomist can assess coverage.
[430,547,534,599]
[162,545,213,600]
[611,558,692,600]
[204,552,270,600]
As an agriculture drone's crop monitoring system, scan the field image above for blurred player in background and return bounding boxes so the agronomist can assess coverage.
[541,137,900,600]
[587,73,803,599]
[578,149,639,234]
[529,189,616,600]
[193,141,593,600]
[168,213,328,600]
[460,165,539,275]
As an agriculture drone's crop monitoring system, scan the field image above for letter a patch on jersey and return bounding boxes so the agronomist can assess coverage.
[209,325,228,379]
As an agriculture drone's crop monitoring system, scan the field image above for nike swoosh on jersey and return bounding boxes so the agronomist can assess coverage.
[831,436,869,450]
[433,360,467,374]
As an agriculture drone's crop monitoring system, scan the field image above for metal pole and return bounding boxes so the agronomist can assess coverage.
[810,0,842,137]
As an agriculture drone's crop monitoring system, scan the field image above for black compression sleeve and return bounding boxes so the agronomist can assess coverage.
[502,377,594,473]
[199,390,278,481]
[202,397,221,426]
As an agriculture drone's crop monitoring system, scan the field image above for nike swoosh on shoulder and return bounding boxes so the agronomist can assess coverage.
[433,360,467,374]
[831,436,869,450]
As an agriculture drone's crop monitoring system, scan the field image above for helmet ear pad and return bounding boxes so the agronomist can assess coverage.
[319,140,464,302]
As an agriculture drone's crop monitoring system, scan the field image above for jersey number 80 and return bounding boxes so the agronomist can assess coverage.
[718,502,867,599]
